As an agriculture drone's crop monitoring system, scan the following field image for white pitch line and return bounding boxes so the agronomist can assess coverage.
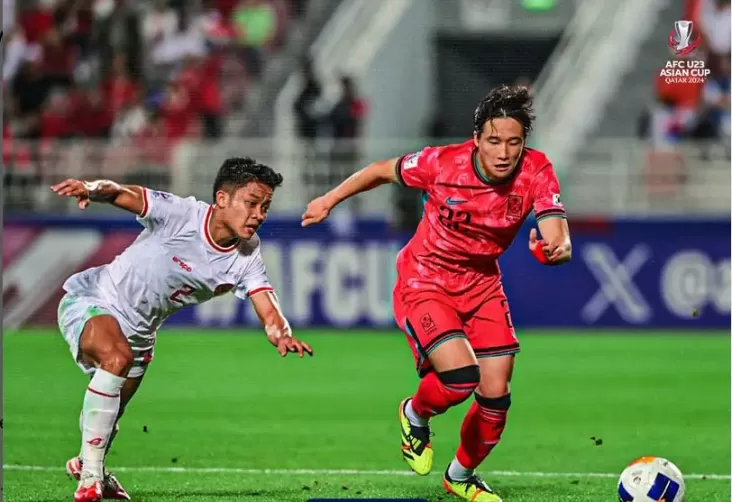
[3,465,730,481]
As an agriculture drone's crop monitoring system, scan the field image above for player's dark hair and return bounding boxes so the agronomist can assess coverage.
[473,85,535,137]
[212,157,284,200]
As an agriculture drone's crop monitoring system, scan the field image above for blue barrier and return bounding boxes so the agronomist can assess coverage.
[5,215,730,329]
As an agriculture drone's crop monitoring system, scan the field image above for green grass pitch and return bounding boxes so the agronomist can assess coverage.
[3,329,730,501]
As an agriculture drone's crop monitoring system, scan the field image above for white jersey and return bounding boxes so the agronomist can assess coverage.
[62,188,273,336]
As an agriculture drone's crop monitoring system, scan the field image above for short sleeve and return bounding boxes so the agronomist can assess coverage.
[233,240,274,301]
[394,146,439,190]
[532,164,567,222]
[136,188,196,236]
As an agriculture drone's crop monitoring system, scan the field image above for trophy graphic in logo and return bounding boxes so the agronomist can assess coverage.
[667,20,701,56]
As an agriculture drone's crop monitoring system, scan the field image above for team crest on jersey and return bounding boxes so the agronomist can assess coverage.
[420,313,437,334]
[214,283,235,296]
[506,195,524,220]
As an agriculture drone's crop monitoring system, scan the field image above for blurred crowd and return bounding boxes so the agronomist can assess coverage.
[292,58,368,200]
[3,0,309,209]
[646,0,730,150]
[3,0,304,151]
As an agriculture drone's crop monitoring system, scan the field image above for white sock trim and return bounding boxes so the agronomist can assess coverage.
[405,399,429,427]
[447,457,474,481]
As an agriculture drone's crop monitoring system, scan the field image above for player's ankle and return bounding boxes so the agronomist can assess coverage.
[447,457,474,482]
[405,399,429,427]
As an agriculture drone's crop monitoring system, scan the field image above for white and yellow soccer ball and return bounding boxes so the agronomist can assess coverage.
[618,456,686,502]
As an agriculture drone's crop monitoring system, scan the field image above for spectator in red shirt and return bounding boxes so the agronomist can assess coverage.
[40,90,72,139]
[101,53,140,117]
[41,28,76,88]
[77,88,115,138]
[160,80,198,139]
[19,5,55,44]
[178,56,224,138]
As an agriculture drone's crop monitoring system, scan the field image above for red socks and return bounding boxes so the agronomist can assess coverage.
[455,393,511,469]
[410,366,480,419]
[408,368,511,472]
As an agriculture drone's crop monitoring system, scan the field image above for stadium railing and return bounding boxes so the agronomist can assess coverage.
[2,137,730,217]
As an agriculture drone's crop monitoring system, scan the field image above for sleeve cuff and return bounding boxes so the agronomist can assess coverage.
[394,156,407,187]
[138,187,150,218]
[535,209,567,222]
[247,286,274,298]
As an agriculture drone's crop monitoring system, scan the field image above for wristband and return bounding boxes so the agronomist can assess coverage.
[84,180,118,203]
[531,240,551,264]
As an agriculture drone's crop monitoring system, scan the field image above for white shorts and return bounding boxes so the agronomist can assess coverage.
[57,293,155,379]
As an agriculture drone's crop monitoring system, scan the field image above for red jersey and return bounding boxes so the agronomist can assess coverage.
[394,140,565,297]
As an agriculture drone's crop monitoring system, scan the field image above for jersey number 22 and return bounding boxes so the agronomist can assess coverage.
[438,206,471,232]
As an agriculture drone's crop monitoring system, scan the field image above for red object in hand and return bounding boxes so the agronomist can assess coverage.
[531,240,551,264]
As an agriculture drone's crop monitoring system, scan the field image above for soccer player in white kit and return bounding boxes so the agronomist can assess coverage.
[51,157,313,502]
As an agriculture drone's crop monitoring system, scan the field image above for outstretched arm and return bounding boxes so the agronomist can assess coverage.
[51,179,146,215]
[301,158,398,227]
[249,290,313,358]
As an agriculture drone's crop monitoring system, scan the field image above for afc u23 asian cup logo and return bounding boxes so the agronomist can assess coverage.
[667,20,701,57]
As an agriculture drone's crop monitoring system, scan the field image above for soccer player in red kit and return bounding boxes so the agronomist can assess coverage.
[302,85,571,502]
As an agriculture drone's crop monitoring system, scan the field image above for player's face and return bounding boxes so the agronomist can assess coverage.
[221,182,273,239]
[474,118,525,181]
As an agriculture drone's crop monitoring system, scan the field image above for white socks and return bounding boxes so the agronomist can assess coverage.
[405,399,429,427]
[447,456,474,481]
[81,370,125,478]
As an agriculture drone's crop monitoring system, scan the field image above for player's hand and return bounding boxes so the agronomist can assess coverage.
[274,336,314,358]
[301,196,332,227]
[266,325,313,358]
[529,228,570,265]
[51,179,90,210]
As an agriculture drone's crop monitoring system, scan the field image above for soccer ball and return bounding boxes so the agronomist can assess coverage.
[618,456,686,501]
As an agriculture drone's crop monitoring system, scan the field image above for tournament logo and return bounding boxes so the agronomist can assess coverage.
[660,20,709,85]
[667,20,701,57]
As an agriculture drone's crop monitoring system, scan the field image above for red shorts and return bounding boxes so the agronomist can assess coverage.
[393,277,519,377]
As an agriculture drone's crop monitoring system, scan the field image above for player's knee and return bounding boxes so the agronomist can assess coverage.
[477,380,511,400]
[99,346,134,377]
[475,392,512,411]
[436,364,481,402]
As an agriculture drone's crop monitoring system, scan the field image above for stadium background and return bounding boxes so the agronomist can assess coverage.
[2,0,730,501]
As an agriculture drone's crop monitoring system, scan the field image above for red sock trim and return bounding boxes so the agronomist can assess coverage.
[87,387,119,398]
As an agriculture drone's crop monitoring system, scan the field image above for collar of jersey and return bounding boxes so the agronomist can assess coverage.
[471,148,521,185]
[203,205,239,254]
